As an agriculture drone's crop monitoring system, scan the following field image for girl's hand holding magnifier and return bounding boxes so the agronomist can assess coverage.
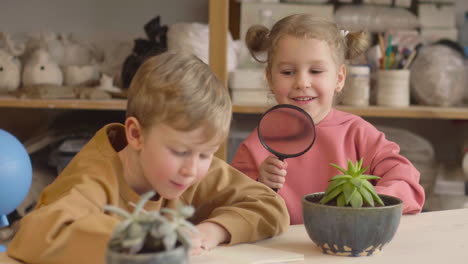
[258,156,288,189]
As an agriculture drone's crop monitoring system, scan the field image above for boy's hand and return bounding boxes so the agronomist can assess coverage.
[189,222,230,255]
[258,156,288,189]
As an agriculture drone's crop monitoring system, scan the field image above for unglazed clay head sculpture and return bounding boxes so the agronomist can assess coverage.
[22,49,63,87]
[0,49,21,92]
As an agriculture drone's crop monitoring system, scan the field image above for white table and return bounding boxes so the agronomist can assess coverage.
[2,209,468,264]
[191,208,468,264]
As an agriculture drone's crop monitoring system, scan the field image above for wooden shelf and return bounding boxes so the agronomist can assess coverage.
[0,96,126,110]
[233,104,468,120]
[1,97,467,120]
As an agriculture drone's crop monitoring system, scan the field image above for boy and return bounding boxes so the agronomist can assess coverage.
[7,52,289,264]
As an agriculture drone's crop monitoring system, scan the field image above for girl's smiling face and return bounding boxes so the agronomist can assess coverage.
[267,35,346,124]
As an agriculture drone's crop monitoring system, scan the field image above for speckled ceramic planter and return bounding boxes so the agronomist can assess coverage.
[302,192,402,257]
[106,245,188,264]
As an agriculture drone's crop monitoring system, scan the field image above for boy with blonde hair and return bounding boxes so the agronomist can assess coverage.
[8,51,289,264]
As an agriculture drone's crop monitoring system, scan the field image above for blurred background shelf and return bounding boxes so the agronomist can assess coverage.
[2,97,467,120]
[0,97,127,111]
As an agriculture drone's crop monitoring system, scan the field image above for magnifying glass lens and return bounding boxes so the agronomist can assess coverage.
[258,104,316,160]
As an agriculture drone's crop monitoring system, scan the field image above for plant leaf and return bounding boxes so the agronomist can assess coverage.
[359,186,374,207]
[350,192,363,208]
[350,178,363,188]
[330,163,347,174]
[111,219,133,236]
[104,205,132,219]
[329,174,352,181]
[357,158,363,171]
[357,165,369,176]
[363,181,385,206]
[133,191,156,217]
[163,232,177,251]
[337,193,346,207]
[361,175,381,180]
[324,178,347,194]
[320,185,343,204]
[343,182,357,204]
[179,205,195,218]
[122,236,145,254]
[176,228,193,248]
[347,159,356,175]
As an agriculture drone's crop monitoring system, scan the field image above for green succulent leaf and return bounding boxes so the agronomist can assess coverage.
[322,159,385,208]
[357,165,369,176]
[361,175,382,180]
[363,181,385,206]
[320,185,343,204]
[336,193,346,207]
[359,186,374,207]
[329,174,352,181]
[350,192,363,208]
[350,178,363,188]
[343,182,357,204]
[357,158,363,170]
[330,163,347,174]
[347,159,356,174]
[324,178,347,193]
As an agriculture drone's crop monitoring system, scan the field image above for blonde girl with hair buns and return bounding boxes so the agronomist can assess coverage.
[231,14,425,224]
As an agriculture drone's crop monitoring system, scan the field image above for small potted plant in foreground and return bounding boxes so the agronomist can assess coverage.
[302,159,403,257]
[104,191,197,264]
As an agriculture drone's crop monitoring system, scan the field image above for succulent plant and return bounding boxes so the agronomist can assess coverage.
[104,191,197,254]
[319,159,385,208]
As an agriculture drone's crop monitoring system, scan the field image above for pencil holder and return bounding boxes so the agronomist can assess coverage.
[342,65,370,107]
[376,69,410,107]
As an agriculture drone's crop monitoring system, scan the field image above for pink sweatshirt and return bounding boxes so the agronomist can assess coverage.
[232,109,425,224]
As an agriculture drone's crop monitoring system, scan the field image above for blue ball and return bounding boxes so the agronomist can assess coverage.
[0,129,32,219]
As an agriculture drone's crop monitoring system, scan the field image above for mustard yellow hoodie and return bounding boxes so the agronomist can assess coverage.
[8,123,289,264]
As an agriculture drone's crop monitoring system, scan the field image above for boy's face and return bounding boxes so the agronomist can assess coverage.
[133,123,220,199]
[267,35,345,124]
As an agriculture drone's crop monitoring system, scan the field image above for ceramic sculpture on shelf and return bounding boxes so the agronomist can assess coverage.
[121,16,168,89]
[0,49,21,93]
[96,73,122,93]
[167,22,238,73]
[25,31,98,67]
[25,31,102,87]
[0,32,25,93]
[63,64,100,86]
[410,40,466,107]
[22,49,63,87]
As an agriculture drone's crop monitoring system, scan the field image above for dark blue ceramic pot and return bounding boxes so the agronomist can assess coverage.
[302,192,402,257]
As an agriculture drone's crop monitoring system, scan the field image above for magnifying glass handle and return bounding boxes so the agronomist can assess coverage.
[271,156,285,193]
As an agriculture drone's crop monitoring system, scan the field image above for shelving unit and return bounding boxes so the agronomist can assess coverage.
[1,96,467,120]
[0,97,126,111]
[0,0,467,163]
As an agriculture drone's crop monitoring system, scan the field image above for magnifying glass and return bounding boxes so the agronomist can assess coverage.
[257,104,316,190]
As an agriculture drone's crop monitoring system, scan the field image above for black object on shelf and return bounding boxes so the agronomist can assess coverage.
[121,15,168,89]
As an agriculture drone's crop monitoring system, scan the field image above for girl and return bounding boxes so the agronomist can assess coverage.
[231,14,425,225]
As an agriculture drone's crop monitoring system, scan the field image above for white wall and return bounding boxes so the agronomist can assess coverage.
[0,0,208,40]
